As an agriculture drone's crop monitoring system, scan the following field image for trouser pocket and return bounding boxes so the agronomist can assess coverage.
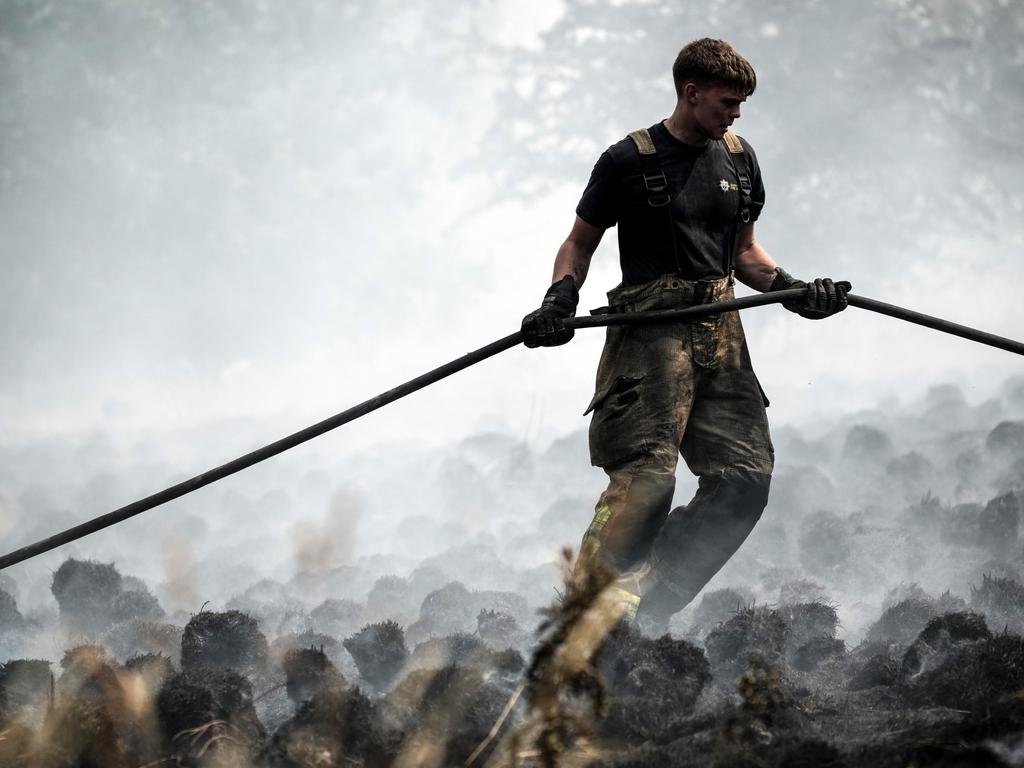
[587,373,649,468]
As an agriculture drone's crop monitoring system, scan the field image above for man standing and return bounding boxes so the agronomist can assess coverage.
[521,38,849,634]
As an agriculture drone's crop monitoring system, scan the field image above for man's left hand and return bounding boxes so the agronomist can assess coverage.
[771,268,851,320]
[799,277,852,319]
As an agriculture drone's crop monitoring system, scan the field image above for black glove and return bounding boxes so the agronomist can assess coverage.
[770,267,851,320]
[521,275,579,348]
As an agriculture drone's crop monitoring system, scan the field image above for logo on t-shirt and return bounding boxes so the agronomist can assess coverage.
[719,179,738,193]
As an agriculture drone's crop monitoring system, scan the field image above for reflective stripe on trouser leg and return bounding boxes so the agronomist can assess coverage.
[577,467,675,576]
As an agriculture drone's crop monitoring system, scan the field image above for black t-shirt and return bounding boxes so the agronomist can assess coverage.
[576,121,765,285]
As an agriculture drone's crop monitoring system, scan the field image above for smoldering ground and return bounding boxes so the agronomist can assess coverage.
[3,379,1024,765]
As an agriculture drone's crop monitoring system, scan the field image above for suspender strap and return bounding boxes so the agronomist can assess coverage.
[628,127,682,275]
[722,130,754,278]
[628,129,671,208]
[723,130,753,225]
[627,127,754,279]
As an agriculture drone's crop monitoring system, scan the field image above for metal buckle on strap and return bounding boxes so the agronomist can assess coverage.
[643,170,671,207]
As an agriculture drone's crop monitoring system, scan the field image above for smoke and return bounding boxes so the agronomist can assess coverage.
[160,525,200,616]
[1,0,1020,451]
[3,3,1024,764]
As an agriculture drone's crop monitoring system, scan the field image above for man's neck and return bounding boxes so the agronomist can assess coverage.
[663,111,710,147]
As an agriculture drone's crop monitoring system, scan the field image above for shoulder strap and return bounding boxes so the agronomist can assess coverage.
[628,128,657,155]
[722,130,743,154]
[627,128,671,208]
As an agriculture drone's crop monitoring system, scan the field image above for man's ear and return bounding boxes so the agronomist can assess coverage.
[682,82,700,105]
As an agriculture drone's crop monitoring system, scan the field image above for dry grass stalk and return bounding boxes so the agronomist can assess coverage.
[487,548,624,768]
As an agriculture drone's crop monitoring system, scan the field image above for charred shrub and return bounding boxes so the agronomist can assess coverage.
[282,646,345,704]
[343,620,409,691]
[310,598,365,638]
[941,502,984,547]
[57,644,121,702]
[971,574,1024,633]
[409,632,523,676]
[691,587,753,634]
[597,623,711,742]
[411,581,478,639]
[978,492,1021,558]
[102,620,181,663]
[124,653,174,699]
[780,602,839,648]
[33,695,130,768]
[865,598,937,645]
[717,654,799,763]
[474,589,531,626]
[705,606,788,681]
[901,611,991,677]
[986,421,1024,457]
[791,637,846,672]
[263,684,392,768]
[157,668,265,762]
[110,588,165,623]
[0,659,52,723]
[51,558,123,635]
[271,631,344,664]
[847,652,901,690]
[476,609,523,648]
[180,609,268,674]
[842,424,895,465]
[779,602,842,671]
[385,664,513,765]
[905,634,1024,709]
[885,451,935,496]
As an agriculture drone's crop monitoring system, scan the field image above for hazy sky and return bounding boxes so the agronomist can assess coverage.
[1,0,1022,558]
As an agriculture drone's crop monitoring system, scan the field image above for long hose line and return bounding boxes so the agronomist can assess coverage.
[1,288,1020,571]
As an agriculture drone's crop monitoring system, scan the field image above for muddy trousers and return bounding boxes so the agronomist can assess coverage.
[581,466,772,627]
[577,273,775,626]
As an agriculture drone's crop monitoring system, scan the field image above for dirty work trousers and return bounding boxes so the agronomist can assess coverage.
[577,273,775,625]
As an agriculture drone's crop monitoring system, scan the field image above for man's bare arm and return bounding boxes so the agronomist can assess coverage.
[551,215,606,288]
[733,221,779,292]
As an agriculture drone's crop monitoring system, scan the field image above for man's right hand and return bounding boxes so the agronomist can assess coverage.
[521,275,579,348]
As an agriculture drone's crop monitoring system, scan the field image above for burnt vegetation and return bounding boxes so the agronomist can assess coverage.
[5,392,1024,765]
[2,376,1024,768]
[5,382,1024,766]
[0,517,1023,764]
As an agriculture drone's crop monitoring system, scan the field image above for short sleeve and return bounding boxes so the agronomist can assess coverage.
[738,135,766,222]
[575,149,620,229]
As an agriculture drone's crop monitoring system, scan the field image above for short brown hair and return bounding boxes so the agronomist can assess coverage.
[672,38,756,97]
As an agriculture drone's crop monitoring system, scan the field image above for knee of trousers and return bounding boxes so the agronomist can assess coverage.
[581,467,676,572]
[651,468,771,569]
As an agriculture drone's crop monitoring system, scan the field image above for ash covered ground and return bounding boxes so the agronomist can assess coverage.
[4,379,1024,766]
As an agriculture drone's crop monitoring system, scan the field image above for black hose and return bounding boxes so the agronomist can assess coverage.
[1,287,1019,570]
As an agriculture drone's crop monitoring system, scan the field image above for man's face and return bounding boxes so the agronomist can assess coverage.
[688,82,746,140]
